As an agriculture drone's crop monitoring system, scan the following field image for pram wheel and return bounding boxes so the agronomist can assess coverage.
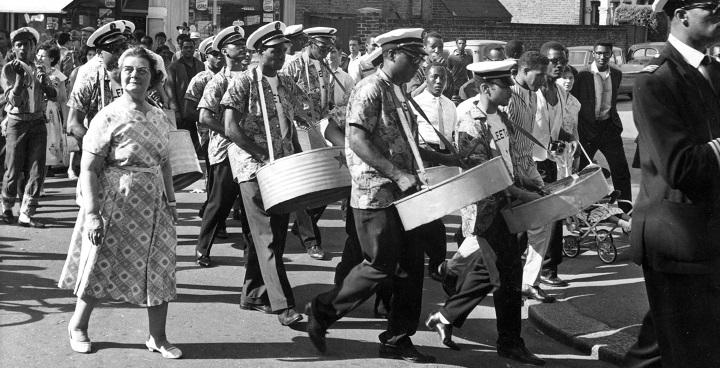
[595,229,613,243]
[563,236,580,258]
[596,240,617,264]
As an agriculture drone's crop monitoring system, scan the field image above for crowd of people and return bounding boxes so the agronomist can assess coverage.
[2,0,719,365]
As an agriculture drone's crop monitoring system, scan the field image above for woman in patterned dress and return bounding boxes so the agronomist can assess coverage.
[36,43,68,170]
[58,46,181,358]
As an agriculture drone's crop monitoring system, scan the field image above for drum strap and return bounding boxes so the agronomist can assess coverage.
[255,67,275,162]
[390,85,428,186]
[320,58,347,94]
[405,94,468,168]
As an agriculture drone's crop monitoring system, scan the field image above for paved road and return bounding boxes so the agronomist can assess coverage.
[1,174,617,367]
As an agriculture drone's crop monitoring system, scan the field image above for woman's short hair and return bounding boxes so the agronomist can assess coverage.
[38,42,61,67]
[561,64,578,79]
[118,46,164,89]
[79,45,96,64]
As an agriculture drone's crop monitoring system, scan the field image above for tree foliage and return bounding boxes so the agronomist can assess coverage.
[614,4,669,42]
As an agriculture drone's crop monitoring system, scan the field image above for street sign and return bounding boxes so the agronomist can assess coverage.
[105,0,116,7]
[263,0,273,12]
[262,13,273,23]
[196,0,208,11]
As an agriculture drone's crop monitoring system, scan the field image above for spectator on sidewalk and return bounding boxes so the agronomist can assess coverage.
[166,36,205,155]
[448,37,472,100]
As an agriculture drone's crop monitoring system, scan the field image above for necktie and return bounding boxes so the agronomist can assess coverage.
[437,97,445,150]
[700,56,720,95]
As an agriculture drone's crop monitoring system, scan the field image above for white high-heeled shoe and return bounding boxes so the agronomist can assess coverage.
[68,328,92,353]
[145,336,182,359]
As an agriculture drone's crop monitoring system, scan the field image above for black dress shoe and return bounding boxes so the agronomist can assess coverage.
[428,263,443,282]
[539,274,568,287]
[18,218,46,228]
[521,286,556,303]
[305,301,327,353]
[379,338,436,363]
[2,210,16,224]
[497,343,546,366]
[440,262,459,297]
[307,245,325,260]
[240,301,273,314]
[196,252,211,268]
[425,312,460,350]
[215,228,228,240]
[278,308,303,326]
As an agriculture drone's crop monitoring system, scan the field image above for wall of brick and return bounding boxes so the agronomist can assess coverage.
[498,0,581,24]
[293,0,410,24]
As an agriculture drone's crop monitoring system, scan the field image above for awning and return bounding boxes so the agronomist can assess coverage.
[439,0,513,21]
[0,0,75,14]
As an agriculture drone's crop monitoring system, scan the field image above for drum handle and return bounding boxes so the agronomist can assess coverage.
[392,87,428,186]
[256,67,275,162]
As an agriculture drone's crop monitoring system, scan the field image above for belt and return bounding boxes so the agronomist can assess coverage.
[107,165,161,175]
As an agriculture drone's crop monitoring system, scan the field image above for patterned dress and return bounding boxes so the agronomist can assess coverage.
[58,102,176,307]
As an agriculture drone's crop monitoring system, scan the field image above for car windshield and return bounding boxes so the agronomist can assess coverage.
[568,51,587,66]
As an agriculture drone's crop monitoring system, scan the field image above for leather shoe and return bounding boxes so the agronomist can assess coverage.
[379,338,436,363]
[440,262,459,297]
[428,262,443,282]
[497,343,546,366]
[305,301,327,353]
[425,312,460,350]
[196,252,211,268]
[521,286,556,303]
[307,245,325,260]
[240,301,273,314]
[215,228,228,239]
[2,210,15,224]
[146,336,182,359]
[278,308,303,326]
[539,274,568,287]
[18,218,46,228]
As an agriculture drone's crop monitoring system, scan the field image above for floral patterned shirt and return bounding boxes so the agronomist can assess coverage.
[220,68,308,182]
[185,69,216,147]
[346,70,416,209]
[282,50,335,126]
[198,68,242,166]
[67,57,122,125]
[456,99,519,237]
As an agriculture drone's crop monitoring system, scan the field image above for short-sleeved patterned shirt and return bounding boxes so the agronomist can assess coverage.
[220,68,308,182]
[198,67,240,166]
[345,70,416,209]
[282,51,335,125]
[67,58,121,125]
[185,69,216,147]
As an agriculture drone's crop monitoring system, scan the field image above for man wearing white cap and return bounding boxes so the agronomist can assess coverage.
[282,26,339,260]
[348,47,382,83]
[1,27,57,227]
[66,21,129,145]
[306,28,458,363]
[425,59,545,366]
[222,21,311,326]
[193,26,252,268]
[622,1,720,366]
[284,24,306,56]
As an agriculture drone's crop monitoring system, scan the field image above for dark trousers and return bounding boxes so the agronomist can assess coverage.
[580,123,632,213]
[420,219,447,271]
[536,159,563,275]
[314,206,425,345]
[439,212,525,347]
[196,158,245,257]
[240,179,294,311]
[621,312,661,368]
[628,266,720,367]
[2,117,46,217]
[293,206,326,248]
[199,140,214,212]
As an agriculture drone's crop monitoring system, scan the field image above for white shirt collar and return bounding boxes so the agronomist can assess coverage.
[590,62,610,77]
[668,34,707,68]
[419,88,444,101]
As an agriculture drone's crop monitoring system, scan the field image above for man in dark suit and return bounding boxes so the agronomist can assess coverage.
[622,1,720,366]
[570,39,632,213]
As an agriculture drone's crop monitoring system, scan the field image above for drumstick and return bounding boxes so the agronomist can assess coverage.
[577,141,598,169]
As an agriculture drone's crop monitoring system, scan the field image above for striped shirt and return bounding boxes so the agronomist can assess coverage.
[500,83,537,174]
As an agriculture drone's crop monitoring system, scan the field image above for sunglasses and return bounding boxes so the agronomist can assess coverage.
[396,48,424,65]
[311,41,333,53]
[683,1,720,15]
[101,42,129,54]
[548,57,568,65]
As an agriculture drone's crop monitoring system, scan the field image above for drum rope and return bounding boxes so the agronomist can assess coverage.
[255,67,275,162]
[389,85,429,187]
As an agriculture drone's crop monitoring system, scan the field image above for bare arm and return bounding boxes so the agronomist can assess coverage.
[67,108,88,139]
[225,108,269,162]
[348,125,418,191]
[199,108,226,135]
[161,154,178,222]
[184,99,200,126]
[324,120,345,147]
[79,151,106,246]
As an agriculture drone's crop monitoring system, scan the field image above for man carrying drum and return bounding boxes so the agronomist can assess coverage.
[424,59,546,366]
[281,26,340,260]
[305,28,458,363]
[221,21,310,327]
[192,26,251,268]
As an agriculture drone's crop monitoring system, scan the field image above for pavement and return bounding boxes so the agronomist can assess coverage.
[0,96,646,367]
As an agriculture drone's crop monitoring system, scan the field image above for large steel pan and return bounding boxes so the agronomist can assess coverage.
[394,157,513,231]
[168,129,203,191]
[501,167,610,234]
[256,146,351,214]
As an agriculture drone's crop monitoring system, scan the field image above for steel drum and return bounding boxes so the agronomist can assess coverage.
[424,166,462,187]
[168,129,203,191]
[394,157,513,231]
[501,167,610,234]
[256,146,351,214]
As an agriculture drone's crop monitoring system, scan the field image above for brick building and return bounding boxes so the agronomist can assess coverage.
[498,0,656,25]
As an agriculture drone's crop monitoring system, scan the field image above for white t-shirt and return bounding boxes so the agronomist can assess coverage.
[486,112,513,175]
[311,59,327,107]
[265,75,290,138]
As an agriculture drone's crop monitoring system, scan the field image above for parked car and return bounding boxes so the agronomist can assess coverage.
[442,40,507,63]
[627,42,665,65]
[567,45,642,98]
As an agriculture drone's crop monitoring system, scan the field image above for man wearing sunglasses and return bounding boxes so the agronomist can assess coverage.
[622,1,720,366]
[571,38,632,216]
[67,20,129,145]
[282,27,339,261]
